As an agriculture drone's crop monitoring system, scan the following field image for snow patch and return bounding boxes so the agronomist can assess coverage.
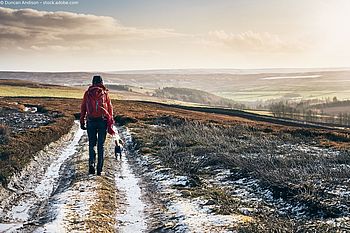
[24,107,37,113]
[0,223,23,233]
[169,198,244,233]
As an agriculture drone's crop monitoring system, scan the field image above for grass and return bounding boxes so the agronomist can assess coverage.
[126,114,350,232]
[243,109,274,117]
[0,85,84,98]
[0,83,205,106]
[0,85,121,99]
[188,186,241,215]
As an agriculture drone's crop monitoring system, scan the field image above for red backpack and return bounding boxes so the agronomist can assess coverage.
[86,86,108,118]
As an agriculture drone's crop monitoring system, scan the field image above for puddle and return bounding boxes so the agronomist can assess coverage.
[115,128,147,233]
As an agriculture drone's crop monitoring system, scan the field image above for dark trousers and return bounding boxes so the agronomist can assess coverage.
[87,118,107,173]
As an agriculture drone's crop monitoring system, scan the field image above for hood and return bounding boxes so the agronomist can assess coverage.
[87,83,108,99]
[88,83,107,91]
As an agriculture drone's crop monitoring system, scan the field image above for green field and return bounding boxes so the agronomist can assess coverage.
[0,84,202,108]
[0,85,121,99]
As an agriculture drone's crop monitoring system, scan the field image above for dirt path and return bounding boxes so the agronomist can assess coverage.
[0,122,150,233]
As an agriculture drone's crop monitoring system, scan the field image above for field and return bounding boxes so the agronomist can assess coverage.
[322,106,350,115]
[0,79,202,105]
[0,79,121,99]
[1,69,350,104]
[0,80,349,232]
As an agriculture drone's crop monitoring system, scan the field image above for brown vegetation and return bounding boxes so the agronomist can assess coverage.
[1,96,348,188]
[0,97,81,186]
[113,100,350,149]
[119,102,350,232]
[0,96,349,231]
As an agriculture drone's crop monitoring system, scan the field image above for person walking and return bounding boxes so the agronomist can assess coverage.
[80,75,115,175]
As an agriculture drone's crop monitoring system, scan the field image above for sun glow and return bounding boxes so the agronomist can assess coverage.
[314,1,350,55]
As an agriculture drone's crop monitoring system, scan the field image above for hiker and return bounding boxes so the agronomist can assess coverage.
[80,75,115,175]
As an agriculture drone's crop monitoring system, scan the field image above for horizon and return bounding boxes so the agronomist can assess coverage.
[1,1,350,71]
[1,66,350,74]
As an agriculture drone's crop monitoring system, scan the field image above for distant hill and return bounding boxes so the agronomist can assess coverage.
[153,87,245,109]
[0,79,72,89]
[110,67,350,75]
[1,69,350,103]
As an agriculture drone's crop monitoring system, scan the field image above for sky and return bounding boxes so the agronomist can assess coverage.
[0,0,350,71]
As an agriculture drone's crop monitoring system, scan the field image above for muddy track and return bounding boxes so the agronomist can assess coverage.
[0,122,153,233]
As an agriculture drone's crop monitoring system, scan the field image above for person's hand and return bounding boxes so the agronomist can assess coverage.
[80,124,87,130]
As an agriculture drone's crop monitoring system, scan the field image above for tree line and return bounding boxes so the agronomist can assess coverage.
[269,98,350,126]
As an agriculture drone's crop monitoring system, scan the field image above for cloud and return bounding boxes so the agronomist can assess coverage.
[0,7,180,51]
[205,30,306,53]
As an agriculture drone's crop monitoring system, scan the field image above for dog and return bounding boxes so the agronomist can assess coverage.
[114,139,124,159]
